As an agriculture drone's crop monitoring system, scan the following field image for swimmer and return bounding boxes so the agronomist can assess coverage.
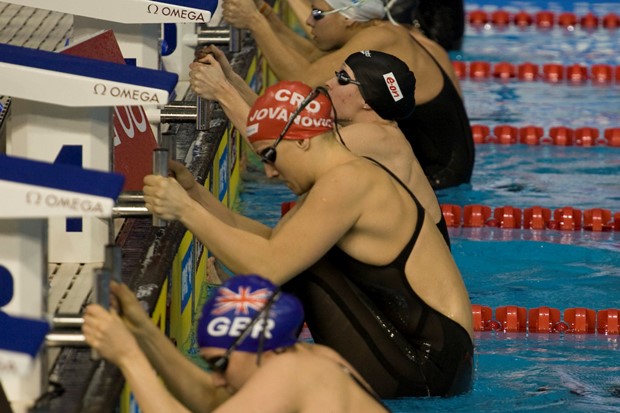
[190,49,450,246]
[143,81,474,398]
[220,0,474,188]
[82,275,390,413]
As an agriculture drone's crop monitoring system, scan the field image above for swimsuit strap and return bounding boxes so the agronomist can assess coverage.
[409,33,449,79]
[362,156,424,210]
[362,156,425,267]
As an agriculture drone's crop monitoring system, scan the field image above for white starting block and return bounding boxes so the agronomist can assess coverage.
[0,42,177,263]
[5,0,221,88]
[0,153,125,413]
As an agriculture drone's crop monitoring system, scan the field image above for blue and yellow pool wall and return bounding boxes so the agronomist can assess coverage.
[118,30,269,413]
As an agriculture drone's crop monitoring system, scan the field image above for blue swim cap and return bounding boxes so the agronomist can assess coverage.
[197,275,304,352]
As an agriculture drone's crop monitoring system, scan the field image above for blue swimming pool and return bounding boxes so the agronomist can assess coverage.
[237,1,620,411]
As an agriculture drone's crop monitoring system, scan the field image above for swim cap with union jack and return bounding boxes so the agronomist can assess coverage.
[197,275,304,352]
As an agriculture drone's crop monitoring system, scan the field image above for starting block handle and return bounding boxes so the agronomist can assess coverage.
[152,148,169,228]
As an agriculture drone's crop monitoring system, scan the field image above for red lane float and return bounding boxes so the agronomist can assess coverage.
[493,62,516,79]
[580,12,599,30]
[469,61,491,79]
[466,9,619,30]
[490,125,518,144]
[468,9,489,27]
[535,11,555,28]
[491,10,511,26]
[598,309,619,334]
[519,125,544,145]
[471,124,490,143]
[591,64,613,83]
[452,60,466,78]
[549,126,574,145]
[492,206,522,229]
[454,61,619,85]
[564,308,596,334]
[523,206,551,230]
[605,128,620,146]
[566,64,588,83]
[444,204,619,232]
[463,204,492,227]
[602,13,620,29]
[518,62,539,81]
[529,307,562,333]
[558,12,577,28]
[496,306,528,332]
[542,63,565,82]
[513,10,533,27]
[472,305,620,334]
[441,204,462,228]
[472,124,620,147]
[583,208,613,231]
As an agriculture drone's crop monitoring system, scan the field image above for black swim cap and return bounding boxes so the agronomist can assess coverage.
[344,50,416,120]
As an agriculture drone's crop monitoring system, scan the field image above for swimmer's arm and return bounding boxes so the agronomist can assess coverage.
[133,320,226,413]
[174,165,362,284]
[115,349,195,413]
[256,0,323,59]
[239,9,327,85]
[155,165,273,237]
[196,45,259,106]
[249,20,398,86]
[190,59,251,138]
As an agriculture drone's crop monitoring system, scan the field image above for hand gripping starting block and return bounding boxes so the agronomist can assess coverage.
[0,43,177,263]
[0,154,124,412]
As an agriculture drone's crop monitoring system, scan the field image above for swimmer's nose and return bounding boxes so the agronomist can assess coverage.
[263,163,279,178]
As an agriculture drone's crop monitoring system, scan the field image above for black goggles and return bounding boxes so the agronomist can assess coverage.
[311,7,340,20]
[335,70,362,86]
[259,88,324,165]
[204,290,281,374]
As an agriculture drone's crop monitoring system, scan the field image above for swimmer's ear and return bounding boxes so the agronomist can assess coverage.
[296,139,311,150]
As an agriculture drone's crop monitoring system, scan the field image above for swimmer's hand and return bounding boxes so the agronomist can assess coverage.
[83,303,141,365]
[143,174,195,221]
[168,160,197,192]
[222,0,262,30]
[189,53,228,101]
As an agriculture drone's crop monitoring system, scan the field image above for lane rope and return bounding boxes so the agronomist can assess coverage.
[470,124,620,147]
[466,9,620,31]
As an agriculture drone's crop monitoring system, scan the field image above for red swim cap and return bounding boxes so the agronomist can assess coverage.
[246,81,334,143]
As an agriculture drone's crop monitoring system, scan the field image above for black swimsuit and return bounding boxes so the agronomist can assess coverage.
[284,160,473,399]
[397,36,475,189]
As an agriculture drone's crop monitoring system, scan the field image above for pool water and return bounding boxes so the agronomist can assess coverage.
[235,1,620,412]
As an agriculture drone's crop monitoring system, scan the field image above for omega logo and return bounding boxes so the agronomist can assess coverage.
[26,191,104,214]
[146,3,206,22]
[93,83,160,103]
